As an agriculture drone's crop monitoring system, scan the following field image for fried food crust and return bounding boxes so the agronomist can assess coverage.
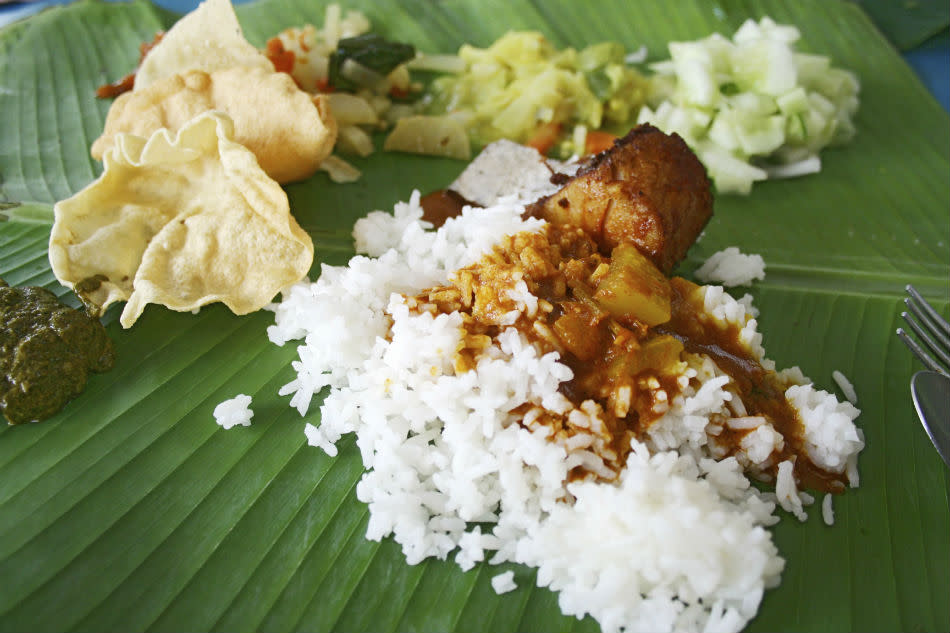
[526,124,713,274]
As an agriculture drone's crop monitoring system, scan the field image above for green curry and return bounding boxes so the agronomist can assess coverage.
[0,278,115,425]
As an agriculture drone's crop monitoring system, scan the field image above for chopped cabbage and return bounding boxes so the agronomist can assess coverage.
[425,31,648,158]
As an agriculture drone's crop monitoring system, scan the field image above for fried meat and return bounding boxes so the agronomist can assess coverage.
[525,124,713,274]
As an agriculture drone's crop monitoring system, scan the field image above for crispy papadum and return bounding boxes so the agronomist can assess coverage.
[134,0,272,89]
[52,111,314,328]
[91,0,336,184]
[91,67,336,184]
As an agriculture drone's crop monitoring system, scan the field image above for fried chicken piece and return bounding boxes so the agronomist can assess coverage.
[525,124,712,275]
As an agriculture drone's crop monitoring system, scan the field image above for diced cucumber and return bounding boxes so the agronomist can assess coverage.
[674,57,720,107]
[727,92,779,118]
[776,86,809,116]
[697,142,768,195]
[637,16,860,194]
[735,114,786,156]
[732,39,797,97]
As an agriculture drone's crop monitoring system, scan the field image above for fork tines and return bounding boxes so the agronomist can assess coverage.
[897,284,950,376]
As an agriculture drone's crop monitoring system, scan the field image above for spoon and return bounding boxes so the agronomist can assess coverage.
[911,370,950,467]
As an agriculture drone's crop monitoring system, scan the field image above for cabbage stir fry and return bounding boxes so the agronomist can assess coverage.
[423,31,649,158]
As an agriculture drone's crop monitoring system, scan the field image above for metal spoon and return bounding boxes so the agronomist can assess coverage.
[911,370,950,467]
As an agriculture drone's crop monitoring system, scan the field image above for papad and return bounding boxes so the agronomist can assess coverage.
[92,0,337,184]
[135,0,272,89]
[52,111,314,328]
[91,67,336,184]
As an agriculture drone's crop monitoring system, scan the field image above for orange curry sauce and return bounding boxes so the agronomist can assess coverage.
[417,192,846,492]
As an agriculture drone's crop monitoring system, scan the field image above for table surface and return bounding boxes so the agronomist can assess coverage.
[1,0,948,113]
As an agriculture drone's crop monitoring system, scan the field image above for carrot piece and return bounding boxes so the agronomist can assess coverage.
[526,122,562,155]
[95,31,164,99]
[585,130,618,155]
[264,37,296,76]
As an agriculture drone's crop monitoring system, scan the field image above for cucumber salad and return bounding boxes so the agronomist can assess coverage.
[637,17,859,194]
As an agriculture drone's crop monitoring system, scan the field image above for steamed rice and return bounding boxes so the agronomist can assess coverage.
[695,246,766,287]
[212,393,254,429]
[833,369,858,404]
[263,146,864,633]
[822,493,835,526]
[491,570,518,594]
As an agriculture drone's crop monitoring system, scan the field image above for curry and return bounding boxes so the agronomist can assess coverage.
[406,223,846,493]
[0,279,115,425]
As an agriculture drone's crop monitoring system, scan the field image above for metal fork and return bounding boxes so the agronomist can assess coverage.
[897,284,950,467]
[897,284,950,376]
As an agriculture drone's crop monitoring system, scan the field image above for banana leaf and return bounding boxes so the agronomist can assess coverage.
[0,1,948,631]
[850,0,949,50]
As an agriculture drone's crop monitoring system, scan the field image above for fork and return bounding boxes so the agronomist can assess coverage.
[897,284,950,376]
[897,284,950,467]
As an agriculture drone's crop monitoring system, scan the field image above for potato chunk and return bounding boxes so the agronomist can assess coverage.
[594,243,671,327]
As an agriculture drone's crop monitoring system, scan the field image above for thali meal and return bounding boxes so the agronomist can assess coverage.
[3,0,871,630]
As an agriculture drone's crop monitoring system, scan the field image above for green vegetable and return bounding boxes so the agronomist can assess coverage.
[0,278,115,425]
[328,33,416,92]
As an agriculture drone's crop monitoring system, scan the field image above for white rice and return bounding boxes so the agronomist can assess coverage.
[785,384,863,476]
[822,493,835,526]
[212,394,254,429]
[491,570,518,594]
[832,369,858,404]
[262,143,864,633]
[775,459,808,522]
[695,246,766,287]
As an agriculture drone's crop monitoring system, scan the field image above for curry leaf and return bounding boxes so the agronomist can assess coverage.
[328,33,416,91]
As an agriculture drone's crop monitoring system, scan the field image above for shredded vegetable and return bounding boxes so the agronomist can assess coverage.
[424,31,649,158]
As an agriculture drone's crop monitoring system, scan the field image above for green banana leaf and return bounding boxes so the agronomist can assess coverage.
[850,0,949,50]
[1,0,948,631]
